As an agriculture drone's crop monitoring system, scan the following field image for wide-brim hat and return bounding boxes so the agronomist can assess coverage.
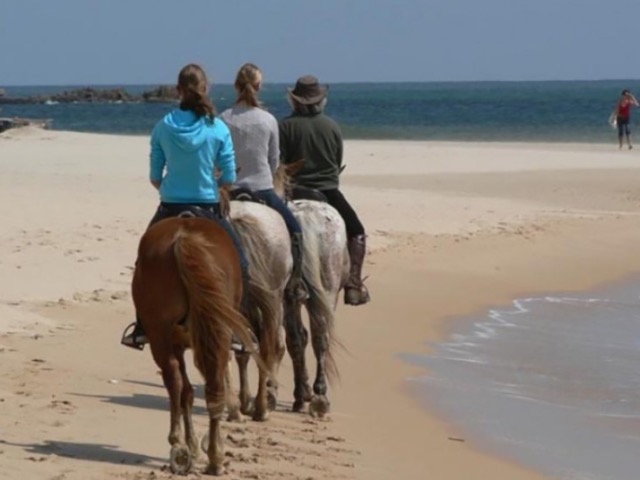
[287,75,329,105]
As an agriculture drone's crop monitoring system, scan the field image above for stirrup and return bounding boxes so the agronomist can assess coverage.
[344,277,370,306]
[120,322,147,351]
[231,330,260,354]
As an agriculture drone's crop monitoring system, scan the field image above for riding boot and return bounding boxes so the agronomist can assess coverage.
[344,234,371,306]
[286,232,309,302]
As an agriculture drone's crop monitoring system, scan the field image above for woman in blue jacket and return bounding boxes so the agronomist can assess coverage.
[122,63,247,350]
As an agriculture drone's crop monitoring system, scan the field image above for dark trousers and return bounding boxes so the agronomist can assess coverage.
[254,189,302,236]
[321,189,365,238]
[148,202,249,276]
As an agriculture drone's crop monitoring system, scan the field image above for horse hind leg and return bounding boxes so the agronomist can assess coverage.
[178,353,199,458]
[203,357,229,475]
[234,351,254,416]
[284,298,312,412]
[224,362,244,422]
[308,307,331,419]
[155,350,193,474]
[267,318,287,412]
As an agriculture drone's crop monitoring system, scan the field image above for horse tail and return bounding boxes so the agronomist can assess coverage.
[228,215,279,370]
[172,227,260,376]
[300,223,341,384]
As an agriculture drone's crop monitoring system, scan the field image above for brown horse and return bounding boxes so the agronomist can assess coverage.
[131,216,263,475]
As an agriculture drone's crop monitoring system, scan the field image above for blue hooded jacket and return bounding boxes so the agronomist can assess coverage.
[150,109,236,204]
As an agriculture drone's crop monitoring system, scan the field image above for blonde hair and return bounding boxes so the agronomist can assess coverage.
[234,63,262,108]
[177,64,216,119]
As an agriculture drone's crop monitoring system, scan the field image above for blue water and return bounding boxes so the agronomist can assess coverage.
[406,279,640,480]
[1,80,639,142]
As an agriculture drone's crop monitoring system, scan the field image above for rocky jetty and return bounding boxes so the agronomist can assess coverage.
[0,117,52,133]
[141,85,178,102]
[0,86,178,105]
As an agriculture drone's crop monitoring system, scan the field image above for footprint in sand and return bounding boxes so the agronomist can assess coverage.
[49,399,76,414]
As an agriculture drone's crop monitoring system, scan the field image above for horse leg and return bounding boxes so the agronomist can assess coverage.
[178,352,198,457]
[308,307,331,418]
[153,346,193,474]
[284,298,312,412]
[235,351,254,416]
[266,319,287,412]
[224,362,243,422]
[204,357,228,476]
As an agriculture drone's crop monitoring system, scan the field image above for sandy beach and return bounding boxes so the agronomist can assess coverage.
[2,127,640,479]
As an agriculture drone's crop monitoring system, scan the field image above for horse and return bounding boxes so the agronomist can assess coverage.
[131,215,268,475]
[274,164,351,417]
[226,200,292,417]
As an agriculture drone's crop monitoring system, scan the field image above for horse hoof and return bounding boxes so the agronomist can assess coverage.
[206,463,226,476]
[240,398,255,417]
[252,407,269,422]
[200,433,209,454]
[267,390,278,411]
[169,444,193,475]
[309,395,330,419]
[292,399,306,413]
[226,409,245,423]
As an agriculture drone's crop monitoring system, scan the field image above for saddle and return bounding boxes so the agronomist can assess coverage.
[291,186,328,203]
[229,188,266,204]
[158,204,219,221]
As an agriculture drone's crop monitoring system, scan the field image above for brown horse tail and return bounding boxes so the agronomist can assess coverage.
[300,224,341,384]
[172,227,262,376]
[230,215,279,370]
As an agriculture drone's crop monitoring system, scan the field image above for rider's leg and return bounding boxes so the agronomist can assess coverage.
[322,189,371,306]
[121,204,171,350]
[255,189,308,301]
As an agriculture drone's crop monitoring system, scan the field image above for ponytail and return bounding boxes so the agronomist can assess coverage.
[234,63,263,108]
[177,64,216,119]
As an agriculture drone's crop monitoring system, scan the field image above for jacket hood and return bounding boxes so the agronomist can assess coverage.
[162,109,211,152]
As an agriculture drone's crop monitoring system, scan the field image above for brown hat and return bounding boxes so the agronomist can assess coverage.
[287,75,329,105]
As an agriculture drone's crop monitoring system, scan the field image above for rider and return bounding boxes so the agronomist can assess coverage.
[279,75,370,306]
[121,63,249,350]
[615,89,639,150]
[220,63,308,301]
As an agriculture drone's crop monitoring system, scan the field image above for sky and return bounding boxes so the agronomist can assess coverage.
[1,0,639,86]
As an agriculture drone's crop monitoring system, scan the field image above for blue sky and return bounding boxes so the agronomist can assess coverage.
[1,0,639,85]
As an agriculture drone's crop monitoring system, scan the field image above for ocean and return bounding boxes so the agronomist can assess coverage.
[407,278,640,480]
[1,80,638,142]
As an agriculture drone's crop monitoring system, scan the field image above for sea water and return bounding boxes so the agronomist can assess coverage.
[405,278,640,480]
[1,80,638,142]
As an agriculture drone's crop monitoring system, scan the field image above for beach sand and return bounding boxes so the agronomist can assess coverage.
[1,128,640,479]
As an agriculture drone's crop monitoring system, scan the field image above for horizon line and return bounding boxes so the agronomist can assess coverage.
[2,78,640,89]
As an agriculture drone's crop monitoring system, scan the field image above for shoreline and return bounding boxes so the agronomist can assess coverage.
[411,271,640,480]
[3,125,631,147]
[333,213,640,479]
[18,126,631,147]
[2,129,640,478]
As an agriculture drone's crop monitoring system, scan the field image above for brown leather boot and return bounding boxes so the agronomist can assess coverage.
[286,232,309,302]
[344,234,371,306]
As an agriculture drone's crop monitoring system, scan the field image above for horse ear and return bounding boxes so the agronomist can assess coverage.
[285,159,305,176]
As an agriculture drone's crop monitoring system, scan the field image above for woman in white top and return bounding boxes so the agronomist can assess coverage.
[220,63,307,301]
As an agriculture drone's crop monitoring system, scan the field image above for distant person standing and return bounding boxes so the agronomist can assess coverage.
[614,90,639,150]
